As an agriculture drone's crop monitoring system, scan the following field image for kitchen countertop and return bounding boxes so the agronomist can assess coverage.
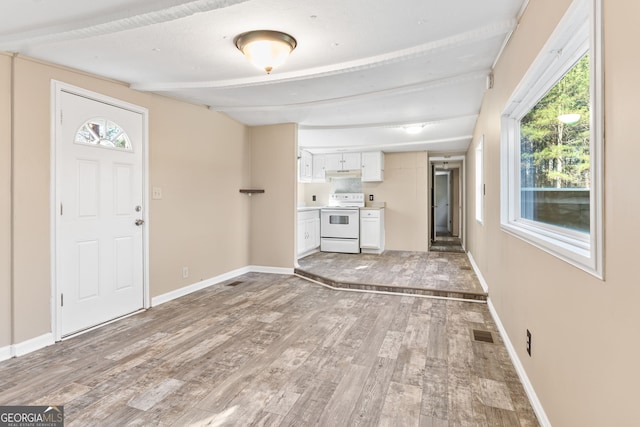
[363,201,386,209]
[297,206,322,212]
[360,206,385,210]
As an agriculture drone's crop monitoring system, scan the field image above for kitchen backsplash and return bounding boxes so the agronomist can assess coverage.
[331,177,362,193]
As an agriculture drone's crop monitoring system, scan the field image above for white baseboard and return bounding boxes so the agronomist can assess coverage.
[487,299,551,426]
[248,265,294,275]
[12,333,55,357]
[469,249,550,426]
[151,265,295,307]
[466,251,489,293]
[467,252,551,427]
[0,344,11,361]
[152,266,252,306]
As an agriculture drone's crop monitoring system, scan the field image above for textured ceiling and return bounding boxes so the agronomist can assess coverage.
[0,0,527,153]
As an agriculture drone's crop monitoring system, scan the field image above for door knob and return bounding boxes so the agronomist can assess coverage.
[135,219,144,226]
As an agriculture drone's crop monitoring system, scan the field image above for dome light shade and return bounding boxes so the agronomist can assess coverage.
[235,30,297,74]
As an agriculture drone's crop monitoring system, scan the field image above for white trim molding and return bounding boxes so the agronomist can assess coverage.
[499,0,603,279]
[468,253,550,426]
[249,266,295,275]
[487,299,551,427]
[50,80,151,342]
[12,333,55,358]
[466,251,489,293]
[151,265,295,307]
[152,266,251,307]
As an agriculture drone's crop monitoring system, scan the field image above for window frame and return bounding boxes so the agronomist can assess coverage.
[500,0,603,278]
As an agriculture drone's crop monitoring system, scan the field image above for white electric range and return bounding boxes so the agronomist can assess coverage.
[320,193,364,254]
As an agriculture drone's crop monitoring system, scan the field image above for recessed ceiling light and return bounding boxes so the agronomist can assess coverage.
[403,124,425,134]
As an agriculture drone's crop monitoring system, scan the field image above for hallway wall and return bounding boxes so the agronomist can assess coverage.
[0,54,11,352]
[466,0,640,425]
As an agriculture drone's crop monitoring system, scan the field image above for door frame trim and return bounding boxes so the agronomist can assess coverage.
[50,80,150,341]
[429,155,466,251]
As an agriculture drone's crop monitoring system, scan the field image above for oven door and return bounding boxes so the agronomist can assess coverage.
[321,209,359,238]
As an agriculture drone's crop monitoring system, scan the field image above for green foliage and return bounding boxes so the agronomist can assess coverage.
[520,54,590,189]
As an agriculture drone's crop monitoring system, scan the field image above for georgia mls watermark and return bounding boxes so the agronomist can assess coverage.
[0,406,64,427]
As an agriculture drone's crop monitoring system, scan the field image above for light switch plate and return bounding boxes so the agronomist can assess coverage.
[152,187,162,200]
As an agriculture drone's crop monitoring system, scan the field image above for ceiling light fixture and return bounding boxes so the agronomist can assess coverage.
[403,124,425,135]
[234,30,297,74]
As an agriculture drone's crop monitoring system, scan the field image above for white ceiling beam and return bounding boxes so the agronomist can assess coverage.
[132,19,516,92]
[298,114,479,131]
[0,0,251,50]
[208,71,487,113]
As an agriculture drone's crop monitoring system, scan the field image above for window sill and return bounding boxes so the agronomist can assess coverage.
[500,221,602,280]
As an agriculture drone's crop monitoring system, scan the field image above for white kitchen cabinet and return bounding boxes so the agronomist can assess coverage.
[360,208,385,254]
[312,154,327,181]
[297,209,320,257]
[298,150,313,182]
[325,152,361,171]
[342,152,361,170]
[361,151,384,182]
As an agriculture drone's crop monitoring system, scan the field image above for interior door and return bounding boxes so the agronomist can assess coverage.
[435,172,450,234]
[57,91,144,336]
[430,164,435,243]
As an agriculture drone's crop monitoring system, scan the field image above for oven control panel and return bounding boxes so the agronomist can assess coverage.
[328,193,365,207]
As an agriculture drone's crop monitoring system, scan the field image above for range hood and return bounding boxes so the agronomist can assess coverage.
[325,169,362,179]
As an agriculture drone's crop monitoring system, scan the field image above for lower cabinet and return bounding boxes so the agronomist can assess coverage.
[360,208,385,254]
[297,209,320,258]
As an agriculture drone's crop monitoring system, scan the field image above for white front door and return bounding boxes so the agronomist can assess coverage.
[57,90,145,337]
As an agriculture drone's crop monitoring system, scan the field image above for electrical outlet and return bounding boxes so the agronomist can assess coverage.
[369,194,374,201]
[182,267,189,279]
[312,195,316,201]
[526,329,532,356]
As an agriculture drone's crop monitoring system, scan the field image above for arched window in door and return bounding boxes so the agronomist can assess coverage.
[75,118,132,151]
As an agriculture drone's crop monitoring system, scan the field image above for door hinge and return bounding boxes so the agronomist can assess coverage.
[60,203,63,215]
[61,293,64,307]
[60,110,63,125]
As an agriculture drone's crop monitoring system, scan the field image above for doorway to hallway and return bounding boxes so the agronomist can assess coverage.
[430,156,465,253]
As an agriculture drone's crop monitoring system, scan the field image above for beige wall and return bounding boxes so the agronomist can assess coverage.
[12,57,151,343]
[5,55,263,345]
[299,151,430,252]
[249,124,297,268]
[466,0,640,425]
[364,152,429,251]
[0,54,11,348]
[148,96,251,297]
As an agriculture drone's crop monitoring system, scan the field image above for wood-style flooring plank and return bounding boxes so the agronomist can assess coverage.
[0,269,539,426]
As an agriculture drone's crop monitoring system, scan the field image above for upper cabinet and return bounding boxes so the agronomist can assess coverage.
[302,150,384,182]
[361,151,385,182]
[324,152,361,171]
[312,154,327,181]
[299,150,313,182]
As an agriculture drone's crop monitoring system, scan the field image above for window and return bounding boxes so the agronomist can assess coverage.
[500,0,603,277]
[75,118,132,151]
[475,136,484,224]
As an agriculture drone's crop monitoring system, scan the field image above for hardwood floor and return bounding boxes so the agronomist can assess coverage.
[0,273,538,426]
[296,250,486,301]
